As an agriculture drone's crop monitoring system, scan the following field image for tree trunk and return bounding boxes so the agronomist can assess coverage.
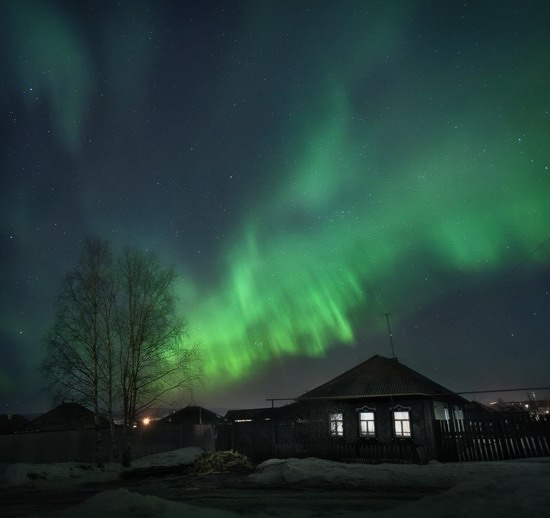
[122,422,132,467]
[93,409,104,468]
[108,413,118,462]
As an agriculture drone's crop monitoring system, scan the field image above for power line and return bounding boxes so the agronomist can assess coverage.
[456,386,550,395]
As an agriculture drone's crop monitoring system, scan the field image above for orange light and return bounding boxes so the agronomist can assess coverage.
[143,417,150,426]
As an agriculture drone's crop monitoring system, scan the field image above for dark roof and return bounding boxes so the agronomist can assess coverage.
[225,407,273,421]
[0,414,29,434]
[226,402,308,422]
[160,405,227,425]
[25,402,109,431]
[297,355,463,401]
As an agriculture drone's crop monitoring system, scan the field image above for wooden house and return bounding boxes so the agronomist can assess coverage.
[226,355,467,462]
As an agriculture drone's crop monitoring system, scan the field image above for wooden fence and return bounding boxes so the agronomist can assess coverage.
[0,423,215,464]
[434,414,550,462]
[233,441,423,465]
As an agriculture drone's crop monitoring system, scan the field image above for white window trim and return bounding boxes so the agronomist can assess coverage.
[391,405,412,439]
[329,410,344,437]
[356,406,376,438]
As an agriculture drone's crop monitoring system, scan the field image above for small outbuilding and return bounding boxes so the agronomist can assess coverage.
[159,405,228,451]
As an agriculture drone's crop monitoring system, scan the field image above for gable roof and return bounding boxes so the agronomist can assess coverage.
[297,355,463,400]
[160,405,227,425]
[225,407,273,422]
[25,402,109,432]
[225,402,306,422]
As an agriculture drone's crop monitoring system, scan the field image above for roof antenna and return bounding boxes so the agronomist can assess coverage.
[385,312,396,359]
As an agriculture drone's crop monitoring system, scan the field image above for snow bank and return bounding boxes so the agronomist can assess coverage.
[377,474,550,518]
[247,457,550,517]
[3,453,550,516]
[248,456,550,491]
[36,459,550,518]
[0,447,203,488]
[53,488,251,518]
[130,446,203,468]
[0,461,121,488]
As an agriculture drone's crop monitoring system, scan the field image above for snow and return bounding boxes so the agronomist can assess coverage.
[249,456,550,489]
[0,461,122,488]
[0,446,203,488]
[2,452,550,516]
[396,475,550,518]
[130,446,203,469]
[248,457,550,517]
[52,488,247,518]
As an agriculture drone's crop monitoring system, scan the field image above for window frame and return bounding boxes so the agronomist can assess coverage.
[356,406,377,438]
[392,405,412,439]
[329,410,344,437]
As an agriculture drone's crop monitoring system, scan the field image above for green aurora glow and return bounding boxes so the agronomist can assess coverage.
[181,26,550,381]
[1,1,549,409]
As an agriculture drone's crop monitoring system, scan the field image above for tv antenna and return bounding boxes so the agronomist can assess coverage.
[385,312,396,359]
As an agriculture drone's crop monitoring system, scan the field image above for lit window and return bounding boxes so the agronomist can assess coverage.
[359,411,376,437]
[329,412,344,437]
[393,410,411,438]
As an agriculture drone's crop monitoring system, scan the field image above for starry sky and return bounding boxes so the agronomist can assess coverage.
[1,0,549,415]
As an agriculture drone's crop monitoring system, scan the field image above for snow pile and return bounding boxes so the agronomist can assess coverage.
[53,488,248,518]
[377,474,550,518]
[131,446,203,469]
[3,453,550,516]
[249,457,450,488]
[246,457,550,517]
[248,457,550,491]
[0,447,203,488]
[40,468,550,518]
[0,461,121,488]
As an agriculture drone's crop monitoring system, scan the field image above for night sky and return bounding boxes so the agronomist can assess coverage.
[1,1,549,415]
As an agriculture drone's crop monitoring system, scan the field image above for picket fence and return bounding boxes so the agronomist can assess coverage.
[433,414,550,462]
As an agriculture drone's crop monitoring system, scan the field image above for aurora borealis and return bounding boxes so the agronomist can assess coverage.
[1,1,549,414]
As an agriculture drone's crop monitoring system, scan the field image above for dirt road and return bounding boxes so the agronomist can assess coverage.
[1,471,441,516]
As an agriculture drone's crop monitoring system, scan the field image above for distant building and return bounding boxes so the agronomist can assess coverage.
[159,405,228,451]
[0,414,29,434]
[160,405,227,426]
[489,399,550,416]
[24,402,109,432]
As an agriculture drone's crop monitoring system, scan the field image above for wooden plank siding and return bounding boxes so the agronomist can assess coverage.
[434,415,550,462]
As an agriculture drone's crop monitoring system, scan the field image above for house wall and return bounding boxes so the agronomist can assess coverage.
[229,420,274,458]
[226,397,444,462]
[291,398,434,447]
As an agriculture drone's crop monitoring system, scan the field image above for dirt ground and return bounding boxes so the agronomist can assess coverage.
[0,470,442,517]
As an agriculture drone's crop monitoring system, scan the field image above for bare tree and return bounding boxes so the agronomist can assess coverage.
[42,238,114,467]
[115,247,201,466]
[96,256,120,461]
[43,241,201,467]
